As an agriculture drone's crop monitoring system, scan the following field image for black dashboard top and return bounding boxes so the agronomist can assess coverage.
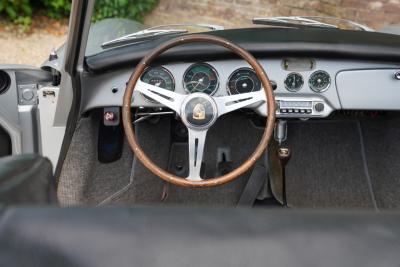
[85,27,400,74]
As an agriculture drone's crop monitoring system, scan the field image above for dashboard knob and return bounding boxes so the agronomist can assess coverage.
[314,103,325,112]
[270,80,277,90]
[395,71,400,80]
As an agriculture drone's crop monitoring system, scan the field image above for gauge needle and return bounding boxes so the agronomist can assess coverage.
[193,78,205,91]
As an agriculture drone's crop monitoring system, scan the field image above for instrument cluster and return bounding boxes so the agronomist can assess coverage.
[139,60,332,103]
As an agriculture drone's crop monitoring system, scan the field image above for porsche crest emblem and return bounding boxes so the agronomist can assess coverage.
[192,103,206,120]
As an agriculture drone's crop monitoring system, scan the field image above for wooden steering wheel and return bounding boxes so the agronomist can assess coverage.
[122,34,276,187]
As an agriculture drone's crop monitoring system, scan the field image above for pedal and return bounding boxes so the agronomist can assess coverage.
[217,161,233,176]
[98,108,124,163]
[217,147,232,175]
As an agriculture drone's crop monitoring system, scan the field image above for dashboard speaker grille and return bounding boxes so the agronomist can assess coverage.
[0,70,11,95]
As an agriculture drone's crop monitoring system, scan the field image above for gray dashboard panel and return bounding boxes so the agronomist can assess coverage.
[81,58,400,116]
[337,69,400,110]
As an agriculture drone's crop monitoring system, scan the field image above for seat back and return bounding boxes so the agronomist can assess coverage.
[0,154,57,205]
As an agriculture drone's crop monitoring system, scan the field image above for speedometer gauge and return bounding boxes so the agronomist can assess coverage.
[140,66,175,103]
[309,70,331,92]
[227,68,261,95]
[183,63,219,95]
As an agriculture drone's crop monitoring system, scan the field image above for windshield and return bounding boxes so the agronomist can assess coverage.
[85,1,398,57]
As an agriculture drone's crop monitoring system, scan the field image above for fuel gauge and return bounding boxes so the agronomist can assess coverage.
[309,70,331,92]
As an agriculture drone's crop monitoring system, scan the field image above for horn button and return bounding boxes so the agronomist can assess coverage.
[182,93,217,129]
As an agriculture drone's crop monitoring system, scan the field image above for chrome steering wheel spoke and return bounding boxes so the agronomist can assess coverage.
[186,128,208,181]
[214,90,265,117]
[135,80,186,114]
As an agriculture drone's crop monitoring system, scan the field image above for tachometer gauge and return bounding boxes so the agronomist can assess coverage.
[183,63,219,95]
[309,70,331,92]
[140,66,175,103]
[284,72,304,92]
[227,68,261,95]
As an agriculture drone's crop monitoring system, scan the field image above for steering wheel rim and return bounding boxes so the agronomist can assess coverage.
[122,34,276,187]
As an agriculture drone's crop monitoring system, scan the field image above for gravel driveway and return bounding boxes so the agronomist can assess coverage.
[0,31,67,67]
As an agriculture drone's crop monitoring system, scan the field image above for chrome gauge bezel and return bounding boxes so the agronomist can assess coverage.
[284,72,304,92]
[140,66,175,103]
[226,67,261,95]
[183,62,220,96]
[309,70,331,93]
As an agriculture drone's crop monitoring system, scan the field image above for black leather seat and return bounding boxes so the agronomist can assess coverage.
[0,206,400,267]
[0,154,57,205]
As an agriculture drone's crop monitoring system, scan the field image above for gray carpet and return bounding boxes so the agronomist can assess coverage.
[270,120,377,209]
[110,117,171,204]
[360,116,400,210]
[58,116,133,206]
[58,116,97,206]
[58,111,400,209]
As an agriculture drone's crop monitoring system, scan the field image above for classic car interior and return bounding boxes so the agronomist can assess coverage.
[52,26,400,209]
[2,25,400,209]
[0,1,399,212]
[2,1,400,265]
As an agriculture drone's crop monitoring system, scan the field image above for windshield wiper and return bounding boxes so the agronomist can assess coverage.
[101,23,224,49]
[101,29,187,49]
[252,16,373,31]
[146,23,224,31]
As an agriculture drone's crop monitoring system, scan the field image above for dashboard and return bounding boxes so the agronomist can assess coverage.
[82,58,400,118]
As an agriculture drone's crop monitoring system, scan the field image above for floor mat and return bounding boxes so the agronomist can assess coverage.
[165,143,247,206]
[58,116,134,206]
[270,120,377,209]
[361,116,400,210]
[126,113,264,206]
[166,114,264,206]
[111,117,171,204]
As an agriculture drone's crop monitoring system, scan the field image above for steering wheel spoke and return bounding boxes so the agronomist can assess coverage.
[135,80,185,114]
[186,128,208,181]
[214,90,265,117]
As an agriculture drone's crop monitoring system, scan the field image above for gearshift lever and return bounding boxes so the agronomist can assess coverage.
[274,120,287,146]
[278,147,291,206]
[278,147,291,166]
[273,120,292,206]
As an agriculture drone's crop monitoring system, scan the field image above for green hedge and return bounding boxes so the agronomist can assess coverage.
[0,0,158,24]
[0,0,32,20]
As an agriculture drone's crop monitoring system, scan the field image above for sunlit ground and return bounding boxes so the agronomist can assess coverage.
[0,15,68,67]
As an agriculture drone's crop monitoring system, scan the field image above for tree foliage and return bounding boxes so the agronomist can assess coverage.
[0,0,158,26]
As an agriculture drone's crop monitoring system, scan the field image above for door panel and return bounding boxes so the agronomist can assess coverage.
[0,66,52,156]
[0,125,11,157]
